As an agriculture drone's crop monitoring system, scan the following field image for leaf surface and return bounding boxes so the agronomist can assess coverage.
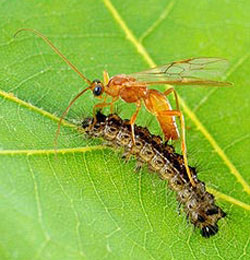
[0,0,250,259]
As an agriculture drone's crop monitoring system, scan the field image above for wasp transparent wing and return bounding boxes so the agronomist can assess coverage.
[129,57,232,86]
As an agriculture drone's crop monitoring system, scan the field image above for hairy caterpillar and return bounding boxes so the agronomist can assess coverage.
[82,112,226,238]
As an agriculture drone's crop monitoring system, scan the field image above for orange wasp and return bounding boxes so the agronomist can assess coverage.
[15,29,232,187]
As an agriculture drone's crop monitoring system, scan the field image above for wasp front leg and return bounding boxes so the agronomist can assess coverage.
[92,97,118,125]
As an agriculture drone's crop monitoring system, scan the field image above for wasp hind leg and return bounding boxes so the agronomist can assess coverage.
[162,88,196,186]
[162,109,196,187]
[163,87,180,111]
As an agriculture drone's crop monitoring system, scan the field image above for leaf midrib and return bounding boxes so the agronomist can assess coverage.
[0,89,249,211]
[102,0,250,195]
[0,0,249,213]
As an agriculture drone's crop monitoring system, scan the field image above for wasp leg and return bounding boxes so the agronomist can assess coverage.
[92,97,118,126]
[129,100,142,145]
[110,96,119,114]
[163,87,180,111]
[162,89,195,187]
[161,109,196,187]
[92,99,108,125]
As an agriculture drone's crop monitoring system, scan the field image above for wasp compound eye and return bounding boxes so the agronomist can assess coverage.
[93,85,102,96]
[92,79,101,84]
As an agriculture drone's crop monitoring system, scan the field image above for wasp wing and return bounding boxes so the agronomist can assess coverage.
[129,57,232,87]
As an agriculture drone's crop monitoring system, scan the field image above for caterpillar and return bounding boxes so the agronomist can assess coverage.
[82,112,226,238]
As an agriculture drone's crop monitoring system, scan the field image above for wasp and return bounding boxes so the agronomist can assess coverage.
[14,28,232,187]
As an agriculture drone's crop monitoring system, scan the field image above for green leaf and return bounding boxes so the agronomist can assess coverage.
[0,0,249,259]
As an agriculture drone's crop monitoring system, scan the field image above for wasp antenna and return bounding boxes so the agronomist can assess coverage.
[14,28,92,85]
[54,87,91,151]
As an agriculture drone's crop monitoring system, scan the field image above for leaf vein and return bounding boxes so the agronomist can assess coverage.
[1,147,249,210]
[26,157,51,241]
[102,0,250,195]
[0,89,76,129]
[139,0,176,42]
[138,171,154,233]
[0,146,105,156]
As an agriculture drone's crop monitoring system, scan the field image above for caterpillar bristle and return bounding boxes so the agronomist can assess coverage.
[82,112,226,238]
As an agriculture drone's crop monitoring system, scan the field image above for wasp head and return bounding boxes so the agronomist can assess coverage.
[91,79,104,97]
